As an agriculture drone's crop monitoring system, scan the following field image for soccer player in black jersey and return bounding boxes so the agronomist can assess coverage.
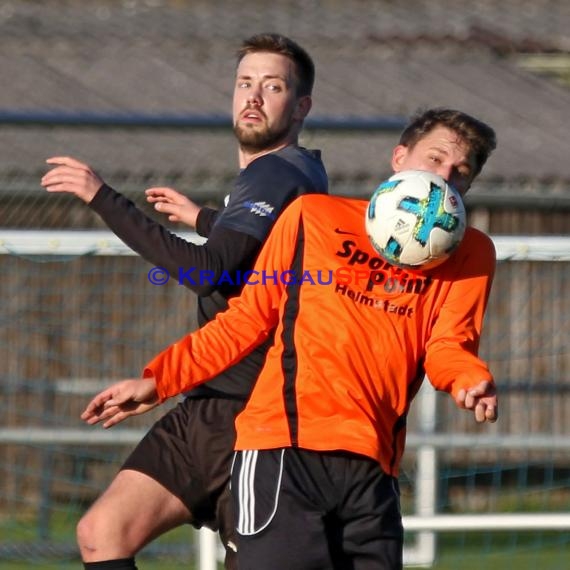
[41,33,328,570]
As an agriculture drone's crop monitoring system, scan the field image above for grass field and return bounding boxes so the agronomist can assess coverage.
[1,512,568,569]
[1,534,568,570]
[1,545,567,570]
[429,533,568,570]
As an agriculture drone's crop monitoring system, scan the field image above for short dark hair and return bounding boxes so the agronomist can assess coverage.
[399,108,497,176]
[237,33,315,97]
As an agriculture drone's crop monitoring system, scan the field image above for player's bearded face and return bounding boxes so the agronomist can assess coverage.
[233,107,295,152]
[232,52,301,153]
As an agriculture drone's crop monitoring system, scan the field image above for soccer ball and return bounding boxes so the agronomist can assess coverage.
[365,170,466,270]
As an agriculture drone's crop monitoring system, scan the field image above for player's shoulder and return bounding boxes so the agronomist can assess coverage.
[297,193,364,208]
[463,226,496,256]
[452,226,496,271]
[245,146,325,177]
[294,194,368,222]
[272,144,323,164]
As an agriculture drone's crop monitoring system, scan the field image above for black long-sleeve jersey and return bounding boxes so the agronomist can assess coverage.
[89,145,328,398]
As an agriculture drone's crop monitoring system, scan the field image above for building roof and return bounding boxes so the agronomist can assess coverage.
[1,0,569,211]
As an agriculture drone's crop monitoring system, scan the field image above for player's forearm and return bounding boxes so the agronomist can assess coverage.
[90,185,253,295]
[425,301,495,396]
[426,351,494,398]
[89,185,199,273]
[146,204,296,400]
[145,297,274,400]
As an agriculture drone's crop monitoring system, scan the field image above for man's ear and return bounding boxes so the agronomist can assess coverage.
[391,144,408,172]
[294,95,312,121]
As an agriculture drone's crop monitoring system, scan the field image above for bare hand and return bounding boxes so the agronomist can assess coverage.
[455,380,498,423]
[81,378,160,428]
[41,156,104,203]
[146,187,201,227]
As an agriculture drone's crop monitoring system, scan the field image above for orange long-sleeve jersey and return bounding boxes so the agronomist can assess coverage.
[145,194,496,476]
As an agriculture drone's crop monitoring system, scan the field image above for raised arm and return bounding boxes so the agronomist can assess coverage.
[41,156,260,296]
[146,198,304,400]
[80,198,305,425]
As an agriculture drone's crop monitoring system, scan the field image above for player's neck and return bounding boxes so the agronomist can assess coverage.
[238,139,298,169]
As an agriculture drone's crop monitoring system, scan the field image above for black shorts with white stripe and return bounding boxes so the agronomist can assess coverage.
[231,447,403,570]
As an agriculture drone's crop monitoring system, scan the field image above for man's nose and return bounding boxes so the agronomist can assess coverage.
[247,87,262,106]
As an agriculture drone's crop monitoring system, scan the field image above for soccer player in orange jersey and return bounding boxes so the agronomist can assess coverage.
[82,108,498,570]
